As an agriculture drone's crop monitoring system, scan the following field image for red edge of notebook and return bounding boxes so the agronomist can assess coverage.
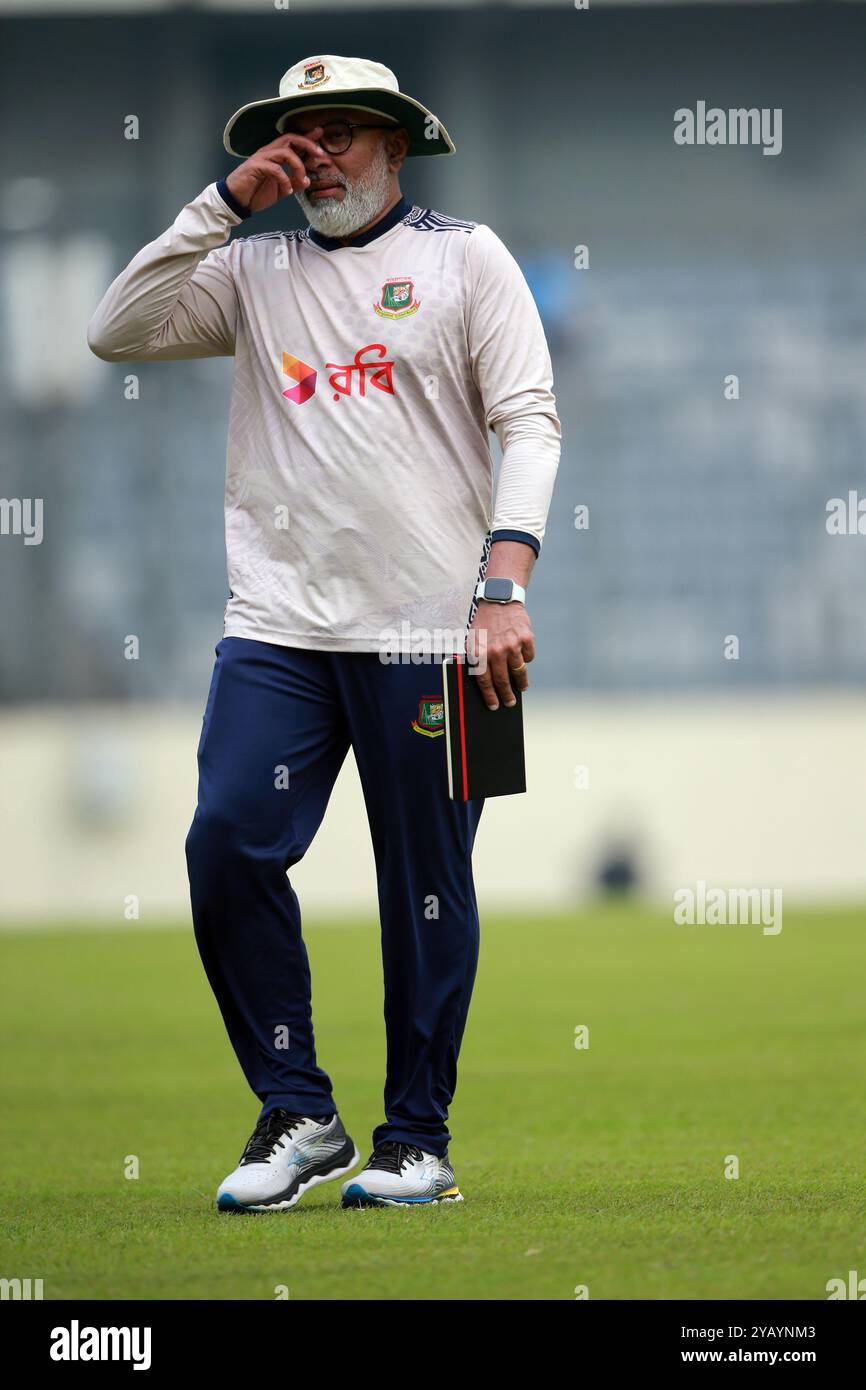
[456,656,469,801]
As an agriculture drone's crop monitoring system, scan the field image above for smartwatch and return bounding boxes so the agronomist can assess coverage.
[474,577,527,605]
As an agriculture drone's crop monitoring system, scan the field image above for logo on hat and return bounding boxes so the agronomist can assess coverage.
[298,61,330,90]
[411,696,444,737]
[374,278,421,320]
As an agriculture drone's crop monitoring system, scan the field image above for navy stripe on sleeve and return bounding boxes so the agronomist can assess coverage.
[490,528,541,557]
[216,178,253,221]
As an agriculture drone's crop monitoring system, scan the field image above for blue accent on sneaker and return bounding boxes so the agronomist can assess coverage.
[341,1183,442,1206]
[217,1192,251,1210]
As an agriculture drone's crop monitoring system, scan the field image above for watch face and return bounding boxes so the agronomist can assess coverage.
[484,578,513,603]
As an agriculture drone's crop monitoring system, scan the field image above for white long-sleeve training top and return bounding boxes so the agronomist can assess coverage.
[87,181,561,653]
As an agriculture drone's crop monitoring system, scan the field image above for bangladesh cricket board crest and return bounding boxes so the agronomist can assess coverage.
[411,695,444,737]
[297,61,330,89]
[374,278,421,320]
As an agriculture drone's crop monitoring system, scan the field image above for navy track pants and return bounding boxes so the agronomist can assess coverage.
[185,636,484,1156]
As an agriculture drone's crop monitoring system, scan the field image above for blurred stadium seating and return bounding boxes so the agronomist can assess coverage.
[1,0,865,916]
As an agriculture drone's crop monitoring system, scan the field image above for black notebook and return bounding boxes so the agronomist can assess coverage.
[442,656,527,801]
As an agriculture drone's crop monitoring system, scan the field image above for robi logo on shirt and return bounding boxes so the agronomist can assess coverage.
[281,353,317,405]
[281,344,396,405]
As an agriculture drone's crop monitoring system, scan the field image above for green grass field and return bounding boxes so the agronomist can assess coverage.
[1,904,864,1301]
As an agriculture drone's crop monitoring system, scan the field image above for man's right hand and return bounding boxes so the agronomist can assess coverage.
[224,129,326,214]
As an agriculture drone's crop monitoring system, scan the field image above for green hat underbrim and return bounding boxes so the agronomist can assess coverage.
[223,89,454,159]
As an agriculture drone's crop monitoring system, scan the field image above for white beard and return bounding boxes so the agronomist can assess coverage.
[295,142,394,237]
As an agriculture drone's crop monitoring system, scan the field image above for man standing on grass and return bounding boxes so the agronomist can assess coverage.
[87,55,560,1210]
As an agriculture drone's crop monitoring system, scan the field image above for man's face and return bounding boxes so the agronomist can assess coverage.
[284,106,408,235]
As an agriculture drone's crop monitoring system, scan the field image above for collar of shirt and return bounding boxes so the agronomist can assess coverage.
[307,195,412,252]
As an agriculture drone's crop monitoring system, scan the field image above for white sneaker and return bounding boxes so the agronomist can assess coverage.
[217,1108,359,1212]
[341,1141,463,1207]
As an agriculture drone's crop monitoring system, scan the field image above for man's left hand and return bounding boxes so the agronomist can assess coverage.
[467,601,535,710]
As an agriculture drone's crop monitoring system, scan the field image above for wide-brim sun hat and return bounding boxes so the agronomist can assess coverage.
[223,54,455,159]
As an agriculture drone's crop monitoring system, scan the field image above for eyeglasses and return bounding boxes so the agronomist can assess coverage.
[311,120,398,155]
